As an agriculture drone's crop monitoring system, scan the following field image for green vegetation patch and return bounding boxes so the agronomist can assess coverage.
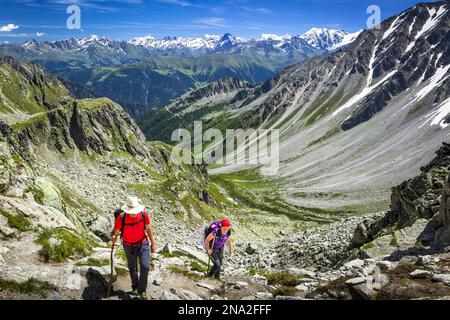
[263,271,305,287]
[161,251,183,258]
[75,257,109,267]
[168,265,206,281]
[0,277,57,294]
[389,232,398,247]
[115,266,128,277]
[388,263,417,276]
[211,169,343,224]
[362,242,375,250]
[407,102,425,116]
[306,127,341,149]
[0,209,32,232]
[304,90,346,127]
[272,285,299,297]
[35,228,94,263]
[190,260,207,272]
[76,97,114,113]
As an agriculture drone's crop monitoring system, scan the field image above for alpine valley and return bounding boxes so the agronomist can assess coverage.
[1,0,450,301]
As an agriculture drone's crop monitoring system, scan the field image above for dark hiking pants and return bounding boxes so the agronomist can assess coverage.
[123,241,150,293]
[208,247,224,279]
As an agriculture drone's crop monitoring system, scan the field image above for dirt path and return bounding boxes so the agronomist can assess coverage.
[103,251,271,300]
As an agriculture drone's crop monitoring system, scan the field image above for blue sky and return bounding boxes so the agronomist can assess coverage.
[0,0,439,43]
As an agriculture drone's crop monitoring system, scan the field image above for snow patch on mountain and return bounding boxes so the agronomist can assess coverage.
[330,30,362,50]
[429,97,450,128]
[300,27,361,51]
[260,34,292,41]
[382,15,405,41]
[405,4,447,53]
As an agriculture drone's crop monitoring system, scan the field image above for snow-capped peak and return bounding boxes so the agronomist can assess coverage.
[77,35,99,45]
[23,39,39,47]
[16,28,361,55]
[329,30,362,50]
[300,28,360,51]
[128,33,246,51]
[260,33,292,41]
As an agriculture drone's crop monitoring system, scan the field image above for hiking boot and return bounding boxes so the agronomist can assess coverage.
[138,291,148,300]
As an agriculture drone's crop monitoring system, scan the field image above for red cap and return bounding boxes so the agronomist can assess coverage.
[221,218,231,227]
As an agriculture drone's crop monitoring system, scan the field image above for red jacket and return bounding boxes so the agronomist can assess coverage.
[114,211,150,246]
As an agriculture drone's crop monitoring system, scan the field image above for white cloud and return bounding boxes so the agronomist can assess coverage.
[156,0,193,7]
[240,6,273,15]
[255,8,272,14]
[36,32,45,37]
[0,24,19,32]
[194,17,230,28]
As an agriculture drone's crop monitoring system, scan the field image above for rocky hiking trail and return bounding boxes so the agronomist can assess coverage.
[104,251,269,301]
[3,141,450,300]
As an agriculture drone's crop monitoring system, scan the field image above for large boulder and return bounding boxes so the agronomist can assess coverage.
[88,214,112,242]
[33,178,63,211]
[0,213,16,238]
[359,219,430,260]
[173,246,209,265]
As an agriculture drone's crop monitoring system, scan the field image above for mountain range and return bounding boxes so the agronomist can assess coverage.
[12,28,359,61]
[0,28,360,116]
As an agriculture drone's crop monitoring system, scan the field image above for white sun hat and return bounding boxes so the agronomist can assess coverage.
[121,196,145,215]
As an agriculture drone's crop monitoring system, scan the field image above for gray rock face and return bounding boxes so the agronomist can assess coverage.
[173,246,209,265]
[197,282,218,291]
[351,142,450,248]
[351,282,375,300]
[0,214,16,238]
[15,98,151,161]
[409,270,431,279]
[435,174,450,244]
[390,143,450,228]
[160,289,181,300]
[432,274,450,285]
[0,122,32,196]
[227,281,249,290]
[345,277,367,286]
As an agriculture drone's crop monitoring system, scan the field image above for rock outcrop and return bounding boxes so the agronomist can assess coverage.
[435,175,450,244]
[352,142,450,247]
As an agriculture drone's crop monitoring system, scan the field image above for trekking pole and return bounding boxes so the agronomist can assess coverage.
[206,256,211,276]
[206,236,216,276]
[107,239,116,298]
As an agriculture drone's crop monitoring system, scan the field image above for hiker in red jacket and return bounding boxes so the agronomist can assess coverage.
[110,196,156,300]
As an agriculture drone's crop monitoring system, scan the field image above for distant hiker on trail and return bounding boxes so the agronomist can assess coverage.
[110,196,156,300]
[204,218,233,280]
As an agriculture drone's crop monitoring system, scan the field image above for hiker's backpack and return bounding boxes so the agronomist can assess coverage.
[201,221,218,249]
[201,221,231,249]
[113,208,147,239]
